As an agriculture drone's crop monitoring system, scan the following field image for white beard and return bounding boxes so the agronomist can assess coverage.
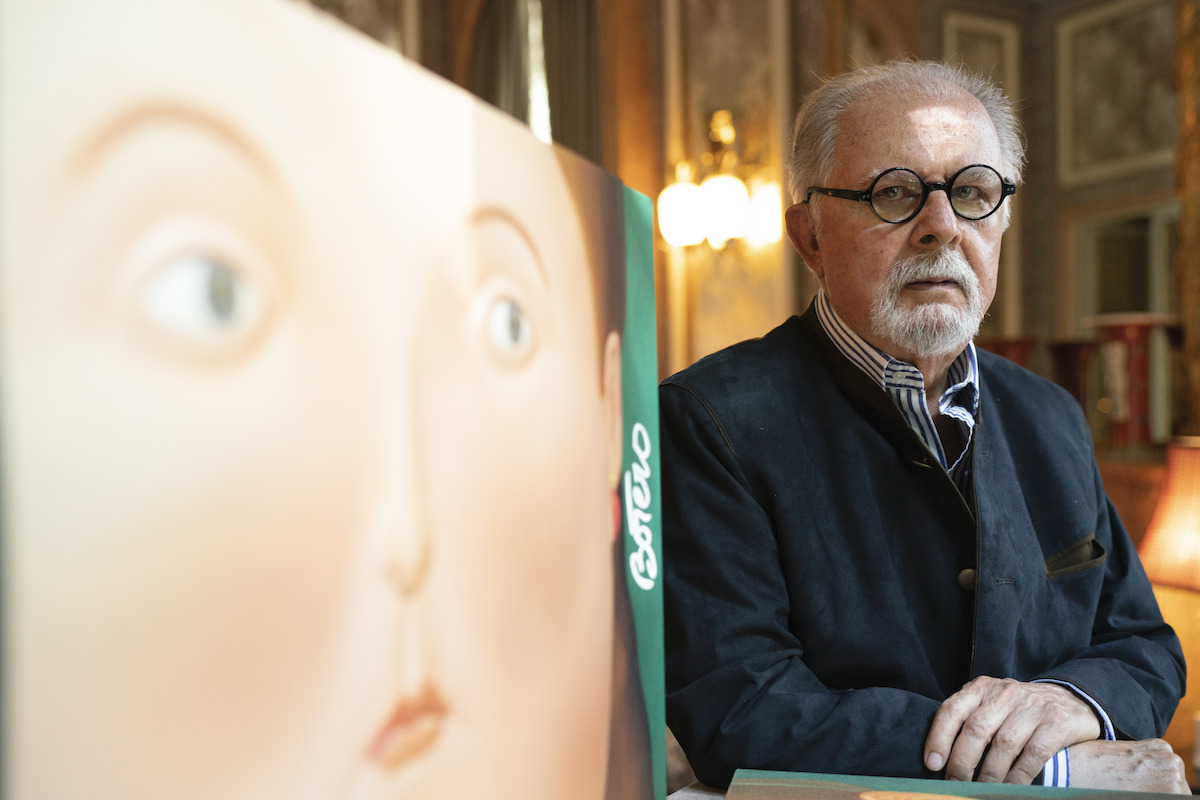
[869,249,985,359]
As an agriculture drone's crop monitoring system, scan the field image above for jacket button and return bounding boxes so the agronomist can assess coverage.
[957,568,978,591]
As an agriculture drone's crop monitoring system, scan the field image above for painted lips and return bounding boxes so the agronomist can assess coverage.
[367,686,447,771]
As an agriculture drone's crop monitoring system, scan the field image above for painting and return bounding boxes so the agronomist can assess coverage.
[0,0,663,797]
[1056,0,1177,186]
[943,11,1019,101]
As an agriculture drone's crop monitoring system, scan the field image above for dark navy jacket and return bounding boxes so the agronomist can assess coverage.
[660,303,1184,789]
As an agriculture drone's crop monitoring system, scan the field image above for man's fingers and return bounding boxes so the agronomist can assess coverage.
[924,685,984,773]
[925,676,1014,777]
[978,720,1057,784]
[926,677,1102,783]
[943,700,1015,781]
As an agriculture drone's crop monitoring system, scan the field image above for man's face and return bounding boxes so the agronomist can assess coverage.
[800,87,1008,363]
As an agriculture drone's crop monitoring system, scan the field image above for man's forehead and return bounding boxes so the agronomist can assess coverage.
[833,89,1000,173]
[842,84,988,129]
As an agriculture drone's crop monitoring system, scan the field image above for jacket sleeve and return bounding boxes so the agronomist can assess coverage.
[970,363,1186,742]
[1032,461,1185,741]
[661,379,941,788]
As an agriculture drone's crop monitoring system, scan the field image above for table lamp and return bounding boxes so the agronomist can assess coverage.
[1136,436,1200,787]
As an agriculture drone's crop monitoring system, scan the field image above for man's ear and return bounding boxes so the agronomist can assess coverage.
[602,331,623,495]
[785,202,824,280]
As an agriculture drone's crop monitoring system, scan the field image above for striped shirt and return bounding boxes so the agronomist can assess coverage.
[814,291,978,491]
[813,290,1115,787]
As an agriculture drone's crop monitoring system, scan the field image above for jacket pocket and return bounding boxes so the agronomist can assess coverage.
[1044,533,1107,579]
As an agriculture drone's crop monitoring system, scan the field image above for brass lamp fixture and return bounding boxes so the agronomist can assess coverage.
[656,110,781,249]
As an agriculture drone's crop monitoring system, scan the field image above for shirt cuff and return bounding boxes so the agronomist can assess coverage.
[1040,749,1070,787]
[1032,679,1115,789]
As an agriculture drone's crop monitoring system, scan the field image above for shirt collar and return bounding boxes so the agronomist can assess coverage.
[814,290,979,415]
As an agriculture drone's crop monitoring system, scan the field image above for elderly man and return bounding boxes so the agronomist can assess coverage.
[660,60,1187,793]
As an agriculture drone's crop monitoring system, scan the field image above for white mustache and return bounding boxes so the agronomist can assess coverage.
[870,249,986,358]
[885,250,979,303]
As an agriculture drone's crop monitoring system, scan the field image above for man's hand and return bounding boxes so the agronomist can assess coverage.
[1069,739,1189,795]
[924,676,1101,783]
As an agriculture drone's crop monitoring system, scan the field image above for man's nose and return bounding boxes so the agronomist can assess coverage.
[910,188,962,247]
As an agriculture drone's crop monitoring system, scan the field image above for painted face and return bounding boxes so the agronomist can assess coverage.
[1,0,619,797]
[801,87,1007,363]
[404,109,621,799]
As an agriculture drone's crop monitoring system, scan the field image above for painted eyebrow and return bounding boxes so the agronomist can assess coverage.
[70,102,278,180]
[468,205,550,287]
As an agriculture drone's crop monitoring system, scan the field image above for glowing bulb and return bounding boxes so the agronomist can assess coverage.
[700,173,749,248]
[657,181,705,247]
[747,181,783,246]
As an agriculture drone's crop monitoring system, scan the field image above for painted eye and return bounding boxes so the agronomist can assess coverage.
[141,252,265,342]
[484,295,534,359]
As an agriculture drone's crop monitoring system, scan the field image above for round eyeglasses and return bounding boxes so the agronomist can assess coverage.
[805,164,1017,224]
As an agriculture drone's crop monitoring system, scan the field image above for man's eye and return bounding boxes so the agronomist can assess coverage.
[484,296,534,359]
[141,253,264,340]
[875,184,920,203]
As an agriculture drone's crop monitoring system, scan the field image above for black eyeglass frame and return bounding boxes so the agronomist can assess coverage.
[804,164,1017,224]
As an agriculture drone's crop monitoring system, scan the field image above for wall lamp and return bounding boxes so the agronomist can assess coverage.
[656,110,782,249]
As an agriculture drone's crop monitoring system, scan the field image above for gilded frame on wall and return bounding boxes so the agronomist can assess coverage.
[1055,0,1177,187]
[942,12,1020,101]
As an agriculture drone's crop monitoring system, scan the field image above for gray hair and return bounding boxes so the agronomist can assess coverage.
[785,60,1025,208]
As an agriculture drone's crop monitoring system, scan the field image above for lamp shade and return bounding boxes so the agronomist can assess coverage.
[1138,437,1200,591]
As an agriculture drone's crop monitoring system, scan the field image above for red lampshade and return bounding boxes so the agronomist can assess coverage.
[1138,437,1200,591]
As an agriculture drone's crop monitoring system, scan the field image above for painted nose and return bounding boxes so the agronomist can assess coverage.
[386,503,430,598]
[375,373,432,600]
